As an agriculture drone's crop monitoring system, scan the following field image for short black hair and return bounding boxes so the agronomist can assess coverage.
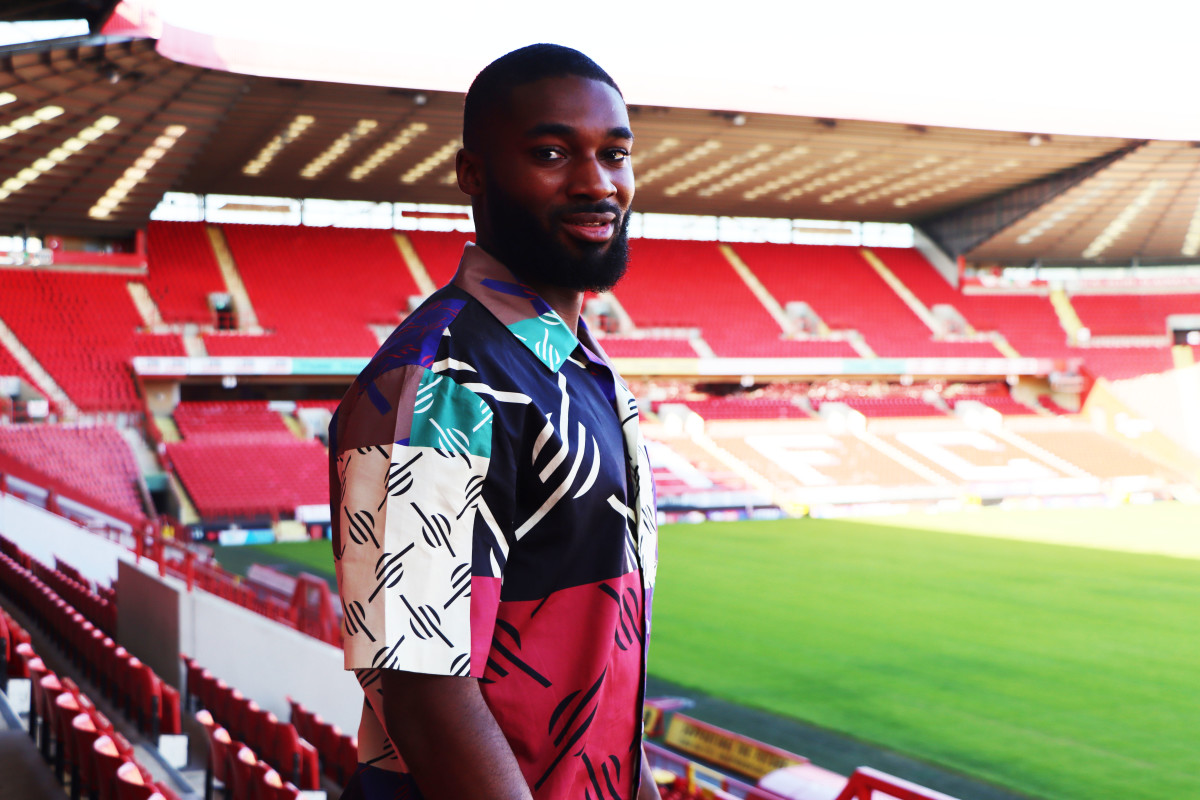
[463,43,622,151]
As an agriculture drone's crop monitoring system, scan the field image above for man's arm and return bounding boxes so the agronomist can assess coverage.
[377,668,533,800]
[639,744,663,800]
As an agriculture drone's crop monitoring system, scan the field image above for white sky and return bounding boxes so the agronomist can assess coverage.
[6,2,1199,140]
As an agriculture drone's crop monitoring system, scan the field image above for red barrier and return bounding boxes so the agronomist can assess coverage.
[833,767,963,800]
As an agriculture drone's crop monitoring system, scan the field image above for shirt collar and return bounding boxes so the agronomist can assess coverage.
[452,242,606,374]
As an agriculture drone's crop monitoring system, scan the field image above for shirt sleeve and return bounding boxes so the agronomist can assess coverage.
[333,365,506,680]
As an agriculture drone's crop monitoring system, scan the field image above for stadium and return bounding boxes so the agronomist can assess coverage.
[1,2,1198,800]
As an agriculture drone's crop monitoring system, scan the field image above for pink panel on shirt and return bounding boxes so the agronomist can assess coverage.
[469,575,503,678]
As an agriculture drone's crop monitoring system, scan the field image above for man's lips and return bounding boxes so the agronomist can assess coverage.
[559,211,616,243]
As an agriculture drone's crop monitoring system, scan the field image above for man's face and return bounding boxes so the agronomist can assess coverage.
[465,75,635,293]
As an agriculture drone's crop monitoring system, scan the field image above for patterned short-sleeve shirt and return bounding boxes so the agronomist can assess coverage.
[330,243,658,800]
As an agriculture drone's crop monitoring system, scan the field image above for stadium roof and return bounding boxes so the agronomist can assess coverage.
[2,7,1199,265]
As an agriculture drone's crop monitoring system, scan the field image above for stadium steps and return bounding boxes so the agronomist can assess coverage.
[1172,344,1195,369]
[117,426,160,517]
[182,331,207,357]
[1049,287,1085,344]
[281,413,307,440]
[855,430,952,485]
[154,415,182,443]
[847,333,877,358]
[0,314,78,417]
[859,248,943,335]
[393,232,438,295]
[126,281,165,327]
[991,427,1094,479]
[690,337,716,358]
[718,244,797,335]
[596,289,636,333]
[689,431,790,508]
[205,225,262,331]
[990,333,1021,358]
[168,471,201,525]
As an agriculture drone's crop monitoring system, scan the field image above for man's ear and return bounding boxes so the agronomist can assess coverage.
[456,148,484,197]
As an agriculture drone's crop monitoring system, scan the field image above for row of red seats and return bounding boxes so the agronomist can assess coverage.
[145,220,228,325]
[215,223,420,357]
[0,423,147,521]
[1071,292,1200,337]
[27,555,118,637]
[172,401,293,441]
[0,269,185,411]
[1,605,181,800]
[0,542,181,741]
[165,438,328,519]
[288,695,358,786]
[194,707,304,800]
[181,655,320,791]
[813,396,945,418]
[678,397,809,420]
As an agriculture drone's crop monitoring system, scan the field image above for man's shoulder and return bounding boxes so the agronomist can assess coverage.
[333,284,500,438]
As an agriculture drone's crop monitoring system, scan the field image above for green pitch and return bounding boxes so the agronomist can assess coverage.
[651,513,1200,800]
[216,506,1200,800]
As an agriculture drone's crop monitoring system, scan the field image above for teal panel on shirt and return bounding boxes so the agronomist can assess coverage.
[409,370,492,459]
[507,312,578,373]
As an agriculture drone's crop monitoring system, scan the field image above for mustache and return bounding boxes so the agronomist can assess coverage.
[550,201,624,221]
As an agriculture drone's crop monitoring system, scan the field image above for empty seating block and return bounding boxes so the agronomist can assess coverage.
[1075,347,1175,380]
[815,396,944,417]
[145,221,227,325]
[173,401,291,441]
[405,230,475,288]
[740,244,1002,358]
[597,338,698,358]
[681,396,809,420]
[1071,292,1200,336]
[166,438,328,519]
[615,239,794,357]
[0,270,184,411]
[206,224,421,357]
[872,248,1058,357]
[0,423,145,519]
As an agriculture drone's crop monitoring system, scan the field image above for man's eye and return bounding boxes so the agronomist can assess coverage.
[606,149,630,163]
[535,147,565,160]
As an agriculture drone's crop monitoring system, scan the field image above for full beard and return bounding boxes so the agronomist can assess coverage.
[479,175,631,293]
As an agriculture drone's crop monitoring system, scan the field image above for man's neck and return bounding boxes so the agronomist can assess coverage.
[524,279,583,334]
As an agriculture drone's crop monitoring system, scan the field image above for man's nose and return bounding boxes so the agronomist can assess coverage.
[567,156,616,201]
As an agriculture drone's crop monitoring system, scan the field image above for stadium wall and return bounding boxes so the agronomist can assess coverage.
[120,563,361,732]
[0,493,131,585]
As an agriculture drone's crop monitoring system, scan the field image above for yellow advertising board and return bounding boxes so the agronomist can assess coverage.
[664,714,806,779]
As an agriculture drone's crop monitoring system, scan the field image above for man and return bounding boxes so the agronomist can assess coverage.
[329,44,660,800]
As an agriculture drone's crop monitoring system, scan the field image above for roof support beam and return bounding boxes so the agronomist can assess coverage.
[915,142,1144,261]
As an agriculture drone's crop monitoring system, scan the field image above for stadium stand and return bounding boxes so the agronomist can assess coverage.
[1013,425,1181,481]
[0,540,185,792]
[166,437,327,520]
[0,270,184,412]
[0,424,146,521]
[1071,346,1175,380]
[617,239,802,357]
[1071,292,1200,336]
[737,243,1003,358]
[164,400,326,519]
[171,401,292,441]
[0,347,49,417]
[144,221,227,326]
[183,657,322,791]
[206,224,422,357]
[679,396,810,420]
[598,337,699,358]
[811,396,945,418]
[404,229,475,287]
[944,384,1038,416]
